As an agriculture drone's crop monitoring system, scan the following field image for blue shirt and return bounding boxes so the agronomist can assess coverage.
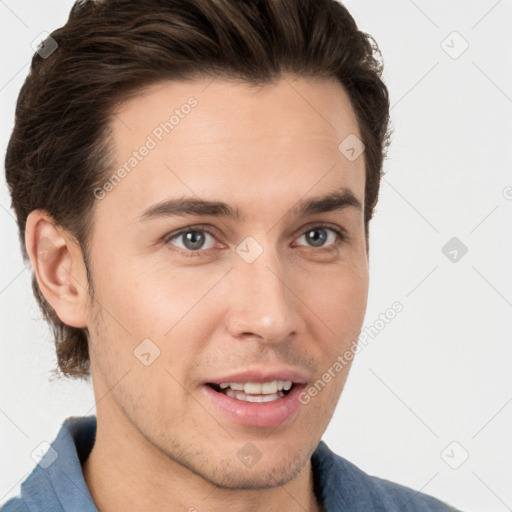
[1,415,460,511]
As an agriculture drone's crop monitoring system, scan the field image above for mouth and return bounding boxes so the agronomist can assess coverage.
[202,372,308,428]
[206,380,296,403]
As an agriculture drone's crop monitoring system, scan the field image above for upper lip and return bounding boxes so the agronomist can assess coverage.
[205,368,310,385]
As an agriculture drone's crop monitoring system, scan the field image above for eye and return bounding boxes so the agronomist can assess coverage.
[165,227,218,256]
[163,223,346,258]
[294,225,345,249]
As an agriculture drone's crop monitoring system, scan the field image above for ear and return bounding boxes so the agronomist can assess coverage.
[25,209,90,329]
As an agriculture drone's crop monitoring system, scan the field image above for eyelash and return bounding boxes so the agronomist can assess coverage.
[163,223,347,258]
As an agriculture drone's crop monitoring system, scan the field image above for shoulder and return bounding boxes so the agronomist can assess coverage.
[0,415,97,512]
[0,460,65,512]
[0,498,30,512]
[312,441,461,511]
[362,471,459,511]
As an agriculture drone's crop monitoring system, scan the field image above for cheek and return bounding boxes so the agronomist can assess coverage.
[93,261,224,384]
[297,259,368,371]
[100,260,210,332]
[86,270,206,410]
[298,259,368,323]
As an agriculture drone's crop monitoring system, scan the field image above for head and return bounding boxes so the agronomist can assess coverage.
[6,0,390,491]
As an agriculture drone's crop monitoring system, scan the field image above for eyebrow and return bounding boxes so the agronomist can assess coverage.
[136,188,362,223]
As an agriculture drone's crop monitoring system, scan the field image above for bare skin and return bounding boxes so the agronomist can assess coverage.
[26,74,369,512]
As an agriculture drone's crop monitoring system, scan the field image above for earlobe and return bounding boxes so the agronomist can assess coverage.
[25,209,90,329]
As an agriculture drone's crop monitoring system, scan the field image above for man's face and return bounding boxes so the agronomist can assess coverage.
[85,75,368,488]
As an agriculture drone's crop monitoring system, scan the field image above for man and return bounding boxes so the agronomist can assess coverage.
[2,0,460,510]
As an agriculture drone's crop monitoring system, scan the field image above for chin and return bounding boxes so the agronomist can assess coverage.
[209,456,307,490]
[199,439,312,490]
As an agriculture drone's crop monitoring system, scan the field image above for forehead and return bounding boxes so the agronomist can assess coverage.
[99,75,365,225]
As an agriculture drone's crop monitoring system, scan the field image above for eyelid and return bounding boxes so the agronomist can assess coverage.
[294,221,348,239]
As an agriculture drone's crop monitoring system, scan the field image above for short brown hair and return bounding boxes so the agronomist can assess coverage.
[5,0,390,380]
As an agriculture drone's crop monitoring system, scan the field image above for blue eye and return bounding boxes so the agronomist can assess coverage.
[164,223,346,258]
[295,226,343,248]
[166,228,217,255]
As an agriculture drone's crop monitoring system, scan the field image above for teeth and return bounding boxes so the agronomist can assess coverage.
[261,381,277,394]
[217,380,293,394]
[244,382,261,394]
[225,388,285,402]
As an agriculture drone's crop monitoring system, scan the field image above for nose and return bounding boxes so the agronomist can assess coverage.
[225,242,303,344]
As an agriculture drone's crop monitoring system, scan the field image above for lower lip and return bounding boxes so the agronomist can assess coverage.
[202,384,306,428]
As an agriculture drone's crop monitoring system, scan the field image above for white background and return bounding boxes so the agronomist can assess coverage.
[1,1,511,511]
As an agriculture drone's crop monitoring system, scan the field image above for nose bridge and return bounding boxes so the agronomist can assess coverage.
[227,236,298,342]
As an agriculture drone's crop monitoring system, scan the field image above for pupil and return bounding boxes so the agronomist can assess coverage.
[307,228,327,247]
[183,231,204,250]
